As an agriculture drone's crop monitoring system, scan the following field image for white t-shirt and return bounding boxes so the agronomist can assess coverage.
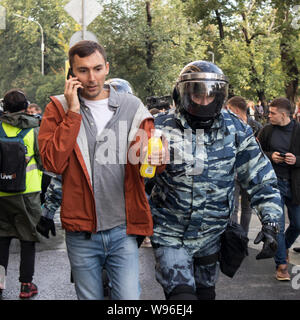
[81,98,113,136]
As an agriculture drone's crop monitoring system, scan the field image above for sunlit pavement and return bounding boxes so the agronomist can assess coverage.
[1,211,300,300]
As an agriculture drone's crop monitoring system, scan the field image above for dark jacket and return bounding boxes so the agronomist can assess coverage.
[258,120,300,204]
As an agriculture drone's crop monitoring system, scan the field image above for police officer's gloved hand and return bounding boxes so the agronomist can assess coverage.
[254,222,278,260]
[36,216,56,238]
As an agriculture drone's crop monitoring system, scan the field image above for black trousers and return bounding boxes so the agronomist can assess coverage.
[0,237,35,283]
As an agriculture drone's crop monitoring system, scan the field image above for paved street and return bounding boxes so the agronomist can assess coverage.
[1,212,300,300]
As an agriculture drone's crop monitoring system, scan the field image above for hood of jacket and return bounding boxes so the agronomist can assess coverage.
[0,111,40,128]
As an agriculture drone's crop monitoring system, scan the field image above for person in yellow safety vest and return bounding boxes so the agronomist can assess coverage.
[0,89,43,300]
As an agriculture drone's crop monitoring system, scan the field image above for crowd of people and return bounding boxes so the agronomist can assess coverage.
[0,40,299,300]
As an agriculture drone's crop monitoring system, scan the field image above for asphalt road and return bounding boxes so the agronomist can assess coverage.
[1,213,300,301]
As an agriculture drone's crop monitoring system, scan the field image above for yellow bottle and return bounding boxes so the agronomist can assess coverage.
[140,129,163,178]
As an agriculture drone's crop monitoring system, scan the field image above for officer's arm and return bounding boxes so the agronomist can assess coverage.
[236,128,282,225]
[42,175,62,220]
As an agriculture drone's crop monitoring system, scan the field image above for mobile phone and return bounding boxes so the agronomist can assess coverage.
[67,68,75,80]
[67,68,81,94]
[279,152,286,157]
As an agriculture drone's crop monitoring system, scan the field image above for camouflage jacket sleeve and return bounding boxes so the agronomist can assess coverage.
[41,175,62,220]
[235,126,282,225]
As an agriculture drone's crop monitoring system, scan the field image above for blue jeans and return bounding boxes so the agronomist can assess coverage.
[65,224,140,300]
[275,179,300,266]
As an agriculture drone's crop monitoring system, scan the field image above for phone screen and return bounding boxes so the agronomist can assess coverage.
[279,153,286,157]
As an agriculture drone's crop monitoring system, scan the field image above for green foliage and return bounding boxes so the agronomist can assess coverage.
[219,35,285,101]
[30,72,65,109]
[91,0,207,101]
[183,0,299,103]
[0,0,76,104]
[0,0,298,106]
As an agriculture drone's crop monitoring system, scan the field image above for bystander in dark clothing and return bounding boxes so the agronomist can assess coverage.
[258,97,300,281]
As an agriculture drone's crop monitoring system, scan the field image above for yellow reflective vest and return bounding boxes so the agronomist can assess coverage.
[0,122,42,196]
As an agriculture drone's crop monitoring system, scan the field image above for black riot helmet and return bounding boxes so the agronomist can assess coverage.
[105,78,134,95]
[173,60,228,129]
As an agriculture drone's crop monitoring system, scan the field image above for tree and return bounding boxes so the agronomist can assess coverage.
[0,0,76,108]
[91,0,207,101]
[0,0,297,108]
[182,0,234,41]
[233,0,281,105]
[182,0,292,104]
[271,0,299,105]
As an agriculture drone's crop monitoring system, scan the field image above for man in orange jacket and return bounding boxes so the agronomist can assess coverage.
[38,40,165,300]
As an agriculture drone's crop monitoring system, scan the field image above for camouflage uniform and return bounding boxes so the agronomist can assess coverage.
[41,175,62,220]
[149,108,282,296]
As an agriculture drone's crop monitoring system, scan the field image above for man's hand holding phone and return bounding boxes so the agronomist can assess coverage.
[272,151,296,165]
[272,151,286,164]
[284,152,296,165]
[64,75,83,114]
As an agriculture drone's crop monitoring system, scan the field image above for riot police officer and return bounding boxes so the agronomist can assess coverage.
[149,60,282,300]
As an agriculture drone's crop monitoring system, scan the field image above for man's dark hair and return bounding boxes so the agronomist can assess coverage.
[227,96,247,112]
[270,97,292,115]
[68,40,107,69]
[3,89,29,113]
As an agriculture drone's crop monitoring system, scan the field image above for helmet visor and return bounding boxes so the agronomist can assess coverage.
[178,80,228,118]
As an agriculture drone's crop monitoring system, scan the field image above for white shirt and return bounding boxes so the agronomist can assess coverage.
[81,98,113,136]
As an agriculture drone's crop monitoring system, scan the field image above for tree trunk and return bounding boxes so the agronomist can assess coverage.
[257,90,267,108]
[275,4,299,106]
[215,9,224,40]
[145,1,154,96]
[241,12,266,108]
[280,35,299,106]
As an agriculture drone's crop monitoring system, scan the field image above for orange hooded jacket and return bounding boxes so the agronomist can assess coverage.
[38,94,164,235]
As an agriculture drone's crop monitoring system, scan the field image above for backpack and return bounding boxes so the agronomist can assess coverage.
[0,123,32,193]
